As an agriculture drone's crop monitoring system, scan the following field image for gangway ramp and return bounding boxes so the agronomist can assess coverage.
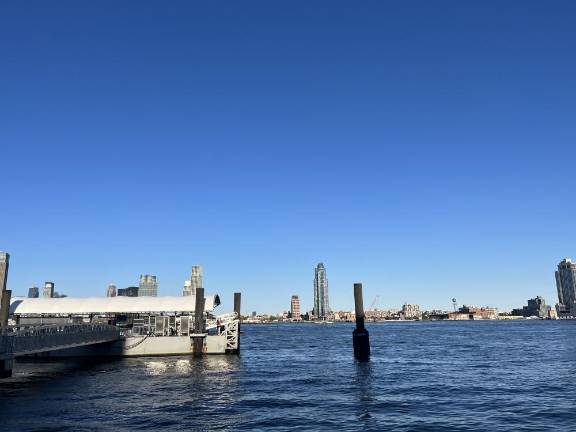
[0,323,121,378]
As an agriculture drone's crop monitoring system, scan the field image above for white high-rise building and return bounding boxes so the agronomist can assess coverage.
[183,265,203,296]
[183,280,192,296]
[107,283,117,297]
[191,265,203,294]
[43,282,55,298]
[139,275,158,297]
[313,263,330,320]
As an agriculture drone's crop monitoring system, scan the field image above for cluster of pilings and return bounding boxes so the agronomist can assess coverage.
[192,288,241,355]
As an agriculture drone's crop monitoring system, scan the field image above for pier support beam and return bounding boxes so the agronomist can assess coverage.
[193,288,205,355]
[234,292,241,353]
[353,283,370,361]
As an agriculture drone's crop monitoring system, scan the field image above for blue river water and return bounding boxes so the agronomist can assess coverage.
[1,321,576,431]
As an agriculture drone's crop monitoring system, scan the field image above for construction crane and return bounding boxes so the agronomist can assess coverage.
[368,295,380,311]
[452,298,458,312]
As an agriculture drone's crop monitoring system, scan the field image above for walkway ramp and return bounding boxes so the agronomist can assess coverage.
[0,324,121,377]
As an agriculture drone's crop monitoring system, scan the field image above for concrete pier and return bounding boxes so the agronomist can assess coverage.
[353,283,370,361]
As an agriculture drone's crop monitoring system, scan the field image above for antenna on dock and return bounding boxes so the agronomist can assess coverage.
[353,283,370,361]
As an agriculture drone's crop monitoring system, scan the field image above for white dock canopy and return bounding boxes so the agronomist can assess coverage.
[9,295,220,315]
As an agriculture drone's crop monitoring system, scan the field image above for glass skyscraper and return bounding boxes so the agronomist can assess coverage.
[556,258,576,313]
[313,263,330,320]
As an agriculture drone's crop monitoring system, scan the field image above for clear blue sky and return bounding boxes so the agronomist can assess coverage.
[2,1,575,314]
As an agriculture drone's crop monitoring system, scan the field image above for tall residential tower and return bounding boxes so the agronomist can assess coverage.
[291,295,301,321]
[556,258,576,314]
[313,263,330,320]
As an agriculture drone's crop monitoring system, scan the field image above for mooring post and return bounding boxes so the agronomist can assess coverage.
[0,252,13,378]
[193,287,205,355]
[0,252,10,331]
[353,283,370,361]
[234,292,241,353]
[0,290,12,329]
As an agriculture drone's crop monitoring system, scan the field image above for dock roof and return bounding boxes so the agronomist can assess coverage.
[9,295,220,315]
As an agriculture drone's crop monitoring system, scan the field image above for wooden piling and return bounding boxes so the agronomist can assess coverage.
[0,290,11,329]
[234,292,241,353]
[353,283,370,361]
[193,287,205,354]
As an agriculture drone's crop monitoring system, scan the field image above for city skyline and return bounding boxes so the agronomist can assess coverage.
[0,253,567,314]
[2,2,574,314]
[0,249,571,316]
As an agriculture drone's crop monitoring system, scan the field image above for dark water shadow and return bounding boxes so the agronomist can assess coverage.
[0,356,124,395]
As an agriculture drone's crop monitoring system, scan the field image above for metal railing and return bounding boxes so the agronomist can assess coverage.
[0,324,121,358]
[206,312,238,330]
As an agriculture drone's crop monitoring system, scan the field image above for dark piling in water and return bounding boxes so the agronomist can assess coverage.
[0,290,11,329]
[353,283,370,361]
[193,287,205,354]
[234,292,241,353]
